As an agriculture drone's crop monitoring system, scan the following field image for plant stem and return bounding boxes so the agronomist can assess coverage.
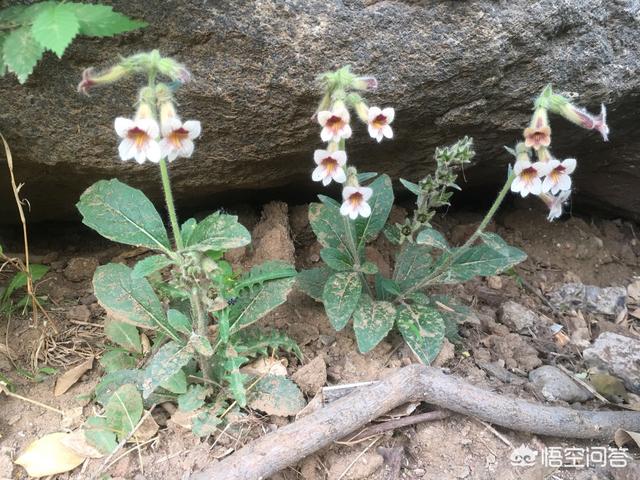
[159,158,184,250]
[343,215,374,297]
[400,171,515,299]
[191,288,211,380]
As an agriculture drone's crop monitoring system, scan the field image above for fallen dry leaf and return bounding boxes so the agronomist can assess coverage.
[15,432,86,477]
[241,357,288,377]
[614,429,640,449]
[54,357,94,396]
[132,412,159,442]
[61,430,103,459]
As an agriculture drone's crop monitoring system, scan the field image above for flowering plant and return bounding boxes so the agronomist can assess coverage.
[75,51,302,449]
[298,68,610,362]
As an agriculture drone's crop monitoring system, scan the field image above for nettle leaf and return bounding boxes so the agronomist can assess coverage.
[132,254,174,279]
[104,319,142,354]
[185,212,250,252]
[70,3,147,37]
[142,341,193,399]
[105,384,143,441]
[393,243,433,292]
[308,202,352,253]
[224,354,249,407]
[234,260,297,292]
[248,375,305,416]
[296,267,332,302]
[480,232,527,265]
[0,5,28,24]
[95,369,143,406]
[232,327,302,360]
[2,26,44,83]
[161,370,187,394]
[436,245,523,284]
[93,263,177,341]
[352,296,396,353]
[399,178,421,196]
[167,309,192,335]
[322,272,362,331]
[320,247,353,272]
[31,3,79,57]
[228,277,295,334]
[99,349,137,373]
[396,304,445,364]
[84,416,118,454]
[180,218,197,245]
[177,384,209,412]
[77,179,170,252]
[355,174,394,249]
[416,228,449,250]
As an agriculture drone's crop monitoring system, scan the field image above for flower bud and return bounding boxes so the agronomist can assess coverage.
[523,107,551,150]
[354,101,369,123]
[352,76,378,91]
[77,65,129,95]
[345,166,359,187]
[158,57,191,84]
[135,102,154,121]
[159,101,178,127]
[155,83,174,105]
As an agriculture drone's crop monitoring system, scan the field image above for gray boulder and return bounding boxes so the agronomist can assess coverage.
[583,332,640,394]
[529,365,593,403]
[1,0,639,222]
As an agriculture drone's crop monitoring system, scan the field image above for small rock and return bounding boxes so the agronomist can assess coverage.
[292,356,327,396]
[548,283,626,316]
[319,334,336,346]
[583,332,640,394]
[63,257,99,282]
[628,280,640,302]
[433,338,455,367]
[487,275,502,290]
[67,305,91,323]
[498,301,539,333]
[79,293,97,305]
[529,366,593,403]
[484,333,541,372]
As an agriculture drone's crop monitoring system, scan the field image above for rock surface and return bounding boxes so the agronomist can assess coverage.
[1,0,639,223]
[583,332,640,394]
[548,283,627,316]
[498,300,540,333]
[529,365,593,403]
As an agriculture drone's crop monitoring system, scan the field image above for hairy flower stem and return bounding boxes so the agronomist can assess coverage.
[158,159,184,250]
[399,171,516,300]
[343,215,374,297]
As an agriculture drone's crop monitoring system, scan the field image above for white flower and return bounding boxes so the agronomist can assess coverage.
[367,106,394,142]
[510,160,550,197]
[312,149,347,186]
[540,191,571,221]
[541,158,576,195]
[340,186,373,220]
[317,105,352,143]
[115,117,161,164]
[160,117,202,162]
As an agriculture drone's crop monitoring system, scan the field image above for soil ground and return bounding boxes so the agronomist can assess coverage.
[0,199,639,480]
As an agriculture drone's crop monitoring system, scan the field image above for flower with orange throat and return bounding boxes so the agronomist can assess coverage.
[367,106,395,142]
[510,159,550,197]
[340,185,373,219]
[312,148,347,186]
[114,103,161,164]
[317,102,352,143]
[523,108,551,150]
[542,158,576,195]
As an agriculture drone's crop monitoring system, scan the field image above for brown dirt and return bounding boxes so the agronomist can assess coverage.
[0,202,639,479]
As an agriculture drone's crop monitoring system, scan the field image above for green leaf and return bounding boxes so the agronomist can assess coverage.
[1,264,48,303]
[355,174,394,250]
[77,179,170,252]
[31,3,79,57]
[2,26,44,83]
[399,178,421,196]
[233,260,297,293]
[0,5,28,25]
[308,202,352,253]
[383,223,403,245]
[232,328,302,360]
[161,370,187,394]
[95,369,143,406]
[192,410,222,437]
[190,333,213,357]
[105,384,143,441]
[142,341,193,399]
[480,232,527,265]
[296,267,332,302]
[70,3,147,37]
[167,309,192,335]
[84,416,118,454]
[352,297,396,353]
[320,247,353,272]
[180,218,197,245]
[228,277,295,334]
[185,212,250,252]
[93,263,177,341]
[322,272,362,331]
[132,254,174,279]
[99,349,137,373]
[396,304,445,364]
[177,385,209,412]
[248,375,306,416]
[375,275,401,301]
[393,243,433,292]
[104,319,142,353]
[223,353,249,407]
[358,261,378,275]
[416,228,449,250]
[356,172,378,183]
[436,245,524,284]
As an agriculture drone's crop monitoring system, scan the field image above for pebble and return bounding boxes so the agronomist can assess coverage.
[487,275,502,290]
[63,256,100,282]
[548,283,626,316]
[583,332,640,394]
[67,305,91,323]
[292,356,327,396]
[498,301,539,333]
[529,365,593,403]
